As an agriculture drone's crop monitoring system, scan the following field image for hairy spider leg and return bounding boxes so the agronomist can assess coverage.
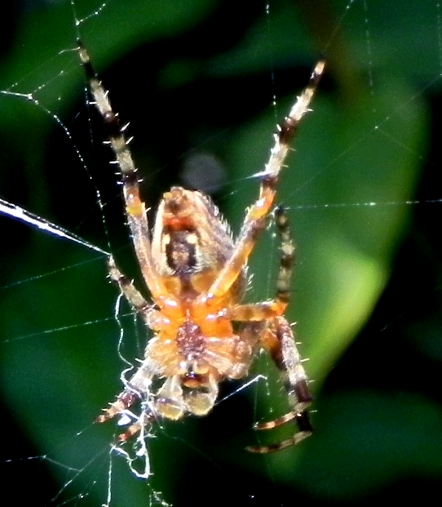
[201,60,325,311]
[230,205,312,452]
[78,42,179,315]
[246,206,313,453]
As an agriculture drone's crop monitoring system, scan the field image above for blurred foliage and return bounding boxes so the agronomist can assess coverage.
[1,0,442,506]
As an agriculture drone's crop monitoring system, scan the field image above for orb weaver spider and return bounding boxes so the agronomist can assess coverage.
[79,41,324,453]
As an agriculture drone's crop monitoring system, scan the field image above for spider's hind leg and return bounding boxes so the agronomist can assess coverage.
[96,383,157,443]
[246,315,313,453]
[247,206,312,453]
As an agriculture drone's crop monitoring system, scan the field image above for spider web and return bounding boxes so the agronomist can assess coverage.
[1,0,442,506]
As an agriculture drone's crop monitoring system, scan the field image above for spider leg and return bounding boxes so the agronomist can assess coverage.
[78,42,178,311]
[116,411,156,442]
[107,256,171,331]
[96,387,156,443]
[96,389,139,424]
[231,204,296,321]
[99,257,166,437]
[203,60,324,303]
[240,206,311,453]
[273,204,295,309]
[246,316,313,453]
[108,256,150,316]
[96,349,162,439]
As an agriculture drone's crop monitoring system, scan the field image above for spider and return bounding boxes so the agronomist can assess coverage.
[79,41,324,453]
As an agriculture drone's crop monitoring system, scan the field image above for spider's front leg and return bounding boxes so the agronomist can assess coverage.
[107,256,151,316]
[107,256,168,330]
[79,43,178,310]
[203,60,324,304]
[246,315,313,453]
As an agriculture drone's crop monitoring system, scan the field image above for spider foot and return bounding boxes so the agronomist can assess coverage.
[252,410,299,430]
[246,430,311,453]
[95,391,139,423]
[116,422,142,443]
[115,411,154,443]
[246,411,312,453]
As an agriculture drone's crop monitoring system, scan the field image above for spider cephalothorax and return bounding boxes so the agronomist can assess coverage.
[80,41,324,453]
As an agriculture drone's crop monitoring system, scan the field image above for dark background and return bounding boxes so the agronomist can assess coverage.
[1,1,442,506]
